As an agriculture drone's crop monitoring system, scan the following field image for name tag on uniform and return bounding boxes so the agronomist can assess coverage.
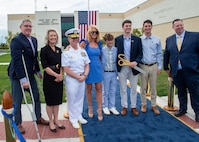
[81,51,86,57]
[70,56,76,58]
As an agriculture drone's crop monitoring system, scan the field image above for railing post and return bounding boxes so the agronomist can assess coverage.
[164,77,178,111]
[2,90,16,142]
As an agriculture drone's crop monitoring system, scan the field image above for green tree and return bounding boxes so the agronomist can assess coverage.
[132,28,142,37]
[0,43,8,49]
[4,31,19,49]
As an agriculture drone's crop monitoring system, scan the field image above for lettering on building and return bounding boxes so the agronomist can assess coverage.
[38,19,59,25]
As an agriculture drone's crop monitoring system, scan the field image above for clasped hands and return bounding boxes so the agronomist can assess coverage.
[77,74,86,82]
[54,73,63,82]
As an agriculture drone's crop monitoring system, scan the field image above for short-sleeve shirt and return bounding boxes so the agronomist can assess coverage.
[61,46,90,74]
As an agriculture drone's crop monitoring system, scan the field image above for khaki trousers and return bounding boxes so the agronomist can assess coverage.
[140,64,158,106]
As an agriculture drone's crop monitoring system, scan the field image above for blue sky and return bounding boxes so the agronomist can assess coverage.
[0,0,147,43]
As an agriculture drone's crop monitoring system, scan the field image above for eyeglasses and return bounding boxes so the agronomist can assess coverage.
[90,31,98,35]
[23,25,32,28]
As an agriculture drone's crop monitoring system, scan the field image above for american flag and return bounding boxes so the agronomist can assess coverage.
[78,11,97,40]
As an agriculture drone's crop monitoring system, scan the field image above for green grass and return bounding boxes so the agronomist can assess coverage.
[0,54,11,63]
[0,51,168,105]
[0,65,11,96]
[157,71,168,96]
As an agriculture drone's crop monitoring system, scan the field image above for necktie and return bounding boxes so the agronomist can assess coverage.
[177,36,181,65]
[27,37,35,55]
[177,36,181,52]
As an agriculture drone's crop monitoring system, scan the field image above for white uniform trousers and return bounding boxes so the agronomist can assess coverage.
[102,72,117,108]
[65,75,85,123]
[118,66,138,108]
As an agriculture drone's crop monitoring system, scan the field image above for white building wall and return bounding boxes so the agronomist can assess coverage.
[35,11,61,50]
[125,0,199,29]
[99,18,124,33]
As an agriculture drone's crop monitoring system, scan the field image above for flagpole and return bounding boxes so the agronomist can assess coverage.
[35,0,36,12]
[88,0,90,26]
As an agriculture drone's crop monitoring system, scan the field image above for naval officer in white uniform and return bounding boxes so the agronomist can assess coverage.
[62,28,90,129]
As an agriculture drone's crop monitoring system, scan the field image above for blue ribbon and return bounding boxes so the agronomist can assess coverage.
[1,106,26,142]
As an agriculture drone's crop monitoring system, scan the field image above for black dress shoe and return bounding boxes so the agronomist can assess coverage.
[55,123,65,129]
[195,114,199,122]
[50,127,57,132]
[174,110,187,117]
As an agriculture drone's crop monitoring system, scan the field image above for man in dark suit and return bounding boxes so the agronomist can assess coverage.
[115,19,143,116]
[8,19,49,134]
[164,19,199,122]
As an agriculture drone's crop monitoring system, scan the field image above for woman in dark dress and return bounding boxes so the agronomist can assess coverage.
[40,29,65,132]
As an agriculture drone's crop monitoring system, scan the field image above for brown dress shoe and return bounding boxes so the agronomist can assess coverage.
[36,117,49,125]
[121,107,127,116]
[64,112,69,119]
[131,108,139,115]
[17,124,25,134]
[141,105,147,113]
[152,106,160,115]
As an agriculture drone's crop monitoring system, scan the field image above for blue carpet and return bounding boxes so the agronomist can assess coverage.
[82,82,199,142]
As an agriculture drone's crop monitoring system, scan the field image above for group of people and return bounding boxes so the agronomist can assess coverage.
[8,18,199,134]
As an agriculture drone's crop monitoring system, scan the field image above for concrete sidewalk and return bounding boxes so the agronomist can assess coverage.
[0,103,80,142]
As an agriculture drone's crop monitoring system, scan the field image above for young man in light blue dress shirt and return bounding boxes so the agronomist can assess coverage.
[102,33,119,115]
[140,19,162,114]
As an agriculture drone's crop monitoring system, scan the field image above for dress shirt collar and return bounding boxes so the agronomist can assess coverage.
[142,34,152,39]
[123,35,131,40]
[175,30,185,38]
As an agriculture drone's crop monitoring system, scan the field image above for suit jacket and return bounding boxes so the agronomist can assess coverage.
[115,34,143,75]
[164,31,199,78]
[101,46,117,73]
[8,32,40,80]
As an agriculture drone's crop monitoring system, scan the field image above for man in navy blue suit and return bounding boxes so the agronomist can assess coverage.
[164,19,199,122]
[8,19,49,134]
[115,19,143,116]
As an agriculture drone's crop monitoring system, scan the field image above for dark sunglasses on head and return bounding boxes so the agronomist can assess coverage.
[90,31,98,34]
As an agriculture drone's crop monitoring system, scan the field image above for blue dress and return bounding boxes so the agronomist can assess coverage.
[85,40,103,84]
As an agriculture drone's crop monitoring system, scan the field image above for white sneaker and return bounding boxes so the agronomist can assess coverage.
[103,107,110,115]
[79,118,88,124]
[109,107,120,115]
[71,122,80,129]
